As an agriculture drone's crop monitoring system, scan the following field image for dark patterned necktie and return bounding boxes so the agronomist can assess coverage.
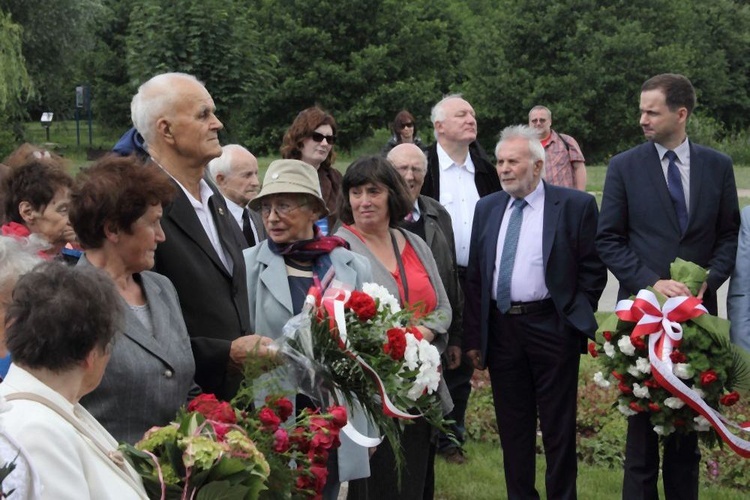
[242,208,256,247]
[665,150,688,234]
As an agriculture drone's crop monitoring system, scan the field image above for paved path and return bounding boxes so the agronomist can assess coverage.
[598,271,729,318]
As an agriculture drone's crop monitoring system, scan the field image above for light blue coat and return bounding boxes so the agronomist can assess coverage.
[243,241,375,482]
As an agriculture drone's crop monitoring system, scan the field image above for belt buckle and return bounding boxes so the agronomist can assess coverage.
[507,304,524,315]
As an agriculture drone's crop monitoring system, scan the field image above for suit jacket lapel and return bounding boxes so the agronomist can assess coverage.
[485,191,509,280]
[257,244,294,316]
[687,143,704,231]
[542,182,560,268]
[166,184,231,276]
[643,144,681,234]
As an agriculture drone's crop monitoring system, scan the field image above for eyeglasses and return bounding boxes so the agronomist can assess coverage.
[310,132,336,144]
[395,165,426,176]
[530,118,548,124]
[260,201,307,217]
[400,122,414,129]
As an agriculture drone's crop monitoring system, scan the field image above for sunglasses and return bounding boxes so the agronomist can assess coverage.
[310,132,336,144]
[400,122,414,129]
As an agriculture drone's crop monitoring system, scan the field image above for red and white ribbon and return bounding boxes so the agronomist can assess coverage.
[616,289,750,457]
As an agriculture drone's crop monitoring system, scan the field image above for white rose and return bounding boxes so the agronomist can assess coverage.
[593,372,611,389]
[632,383,650,399]
[618,336,636,356]
[693,415,711,432]
[663,397,685,409]
[604,342,616,358]
[673,363,694,380]
[636,357,652,374]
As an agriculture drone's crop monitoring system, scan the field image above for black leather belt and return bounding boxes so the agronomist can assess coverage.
[492,298,554,315]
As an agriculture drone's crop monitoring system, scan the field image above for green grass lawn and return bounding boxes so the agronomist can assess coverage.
[434,440,746,500]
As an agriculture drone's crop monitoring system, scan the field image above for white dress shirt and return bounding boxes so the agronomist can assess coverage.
[225,197,260,243]
[492,181,550,302]
[655,138,691,211]
[437,143,480,266]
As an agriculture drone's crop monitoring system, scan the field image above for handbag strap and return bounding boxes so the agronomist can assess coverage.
[390,229,409,304]
[4,391,144,493]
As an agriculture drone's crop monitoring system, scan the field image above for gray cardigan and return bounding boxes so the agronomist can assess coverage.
[335,225,453,414]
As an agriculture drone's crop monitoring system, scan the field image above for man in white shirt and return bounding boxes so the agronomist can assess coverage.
[208,144,264,247]
[420,94,502,463]
[130,73,274,400]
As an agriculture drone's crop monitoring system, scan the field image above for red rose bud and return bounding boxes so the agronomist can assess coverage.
[629,402,645,413]
[328,406,347,428]
[669,350,687,364]
[345,291,377,321]
[587,342,598,358]
[630,335,646,350]
[644,378,660,388]
[266,396,294,422]
[618,381,633,394]
[611,371,624,381]
[213,422,230,441]
[290,426,310,453]
[648,402,661,413]
[273,428,291,452]
[603,331,613,342]
[258,407,282,431]
[674,418,686,427]
[406,326,424,341]
[700,369,719,386]
[720,391,740,407]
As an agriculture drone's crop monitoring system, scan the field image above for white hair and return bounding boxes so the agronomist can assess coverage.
[130,72,204,146]
[207,144,250,182]
[0,236,43,293]
[528,105,552,120]
[430,93,464,125]
[495,125,546,170]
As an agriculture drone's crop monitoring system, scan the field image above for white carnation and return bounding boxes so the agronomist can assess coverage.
[663,397,686,409]
[653,424,675,436]
[403,335,420,370]
[693,415,711,432]
[627,365,642,378]
[673,363,694,380]
[593,371,611,389]
[632,383,650,399]
[618,336,636,356]
[618,404,637,417]
[636,357,652,374]
[362,282,401,314]
[603,342,616,358]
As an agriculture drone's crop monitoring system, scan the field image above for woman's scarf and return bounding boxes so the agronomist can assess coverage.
[266,226,349,286]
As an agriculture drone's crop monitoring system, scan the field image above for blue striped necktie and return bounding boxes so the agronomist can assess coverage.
[496,198,527,313]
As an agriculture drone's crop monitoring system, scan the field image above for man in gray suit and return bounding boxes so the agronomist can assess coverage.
[131,72,274,400]
[208,144,265,247]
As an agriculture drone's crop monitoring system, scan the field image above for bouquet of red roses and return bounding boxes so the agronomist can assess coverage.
[121,393,347,500]
[591,259,750,456]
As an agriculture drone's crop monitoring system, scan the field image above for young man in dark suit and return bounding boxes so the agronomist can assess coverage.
[596,73,740,499]
[464,125,606,499]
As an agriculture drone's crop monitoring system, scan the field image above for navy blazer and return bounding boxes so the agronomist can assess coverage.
[596,141,739,314]
[152,174,250,400]
[463,182,606,368]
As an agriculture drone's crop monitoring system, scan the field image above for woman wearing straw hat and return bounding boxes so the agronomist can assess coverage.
[243,159,373,499]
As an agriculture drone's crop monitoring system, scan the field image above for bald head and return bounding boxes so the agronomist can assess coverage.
[208,145,260,206]
[387,143,427,203]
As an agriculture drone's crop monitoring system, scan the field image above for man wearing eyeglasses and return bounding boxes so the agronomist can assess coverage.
[131,72,274,401]
[528,105,587,191]
[420,94,502,464]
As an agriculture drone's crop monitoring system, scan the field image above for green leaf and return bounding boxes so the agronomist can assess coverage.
[194,481,250,500]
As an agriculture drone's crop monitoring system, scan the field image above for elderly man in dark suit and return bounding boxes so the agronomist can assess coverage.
[464,125,606,499]
[130,72,274,401]
[596,73,740,499]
